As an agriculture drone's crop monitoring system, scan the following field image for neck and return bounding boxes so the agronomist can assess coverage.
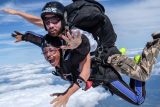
[55,61,60,68]
[56,64,60,68]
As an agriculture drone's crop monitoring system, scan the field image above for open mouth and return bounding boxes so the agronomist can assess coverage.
[48,57,55,65]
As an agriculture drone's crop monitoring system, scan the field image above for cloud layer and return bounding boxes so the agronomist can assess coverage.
[0,62,110,107]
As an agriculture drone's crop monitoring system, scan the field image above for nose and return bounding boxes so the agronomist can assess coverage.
[45,51,56,60]
[46,52,50,58]
[47,22,55,29]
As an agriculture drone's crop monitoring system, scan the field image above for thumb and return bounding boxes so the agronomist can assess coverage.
[15,40,21,43]
[14,40,19,43]
[1,8,8,13]
[50,93,61,97]
[14,41,18,43]
[60,45,69,50]
[14,31,23,35]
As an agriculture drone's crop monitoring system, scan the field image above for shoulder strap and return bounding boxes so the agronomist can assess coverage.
[85,0,105,13]
[66,0,105,24]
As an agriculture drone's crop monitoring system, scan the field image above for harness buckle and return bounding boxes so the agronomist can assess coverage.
[97,46,103,54]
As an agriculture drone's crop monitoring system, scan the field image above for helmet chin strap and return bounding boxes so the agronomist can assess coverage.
[64,11,70,35]
[55,11,69,38]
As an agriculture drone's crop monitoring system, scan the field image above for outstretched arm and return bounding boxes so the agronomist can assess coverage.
[12,31,43,47]
[2,8,44,28]
[50,53,91,107]
[79,53,91,81]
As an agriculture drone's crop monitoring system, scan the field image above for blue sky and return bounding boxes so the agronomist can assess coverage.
[0,0,160,65]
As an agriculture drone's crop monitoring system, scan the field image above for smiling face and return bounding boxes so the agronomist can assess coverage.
[43,14,62,37]
[43,45,60,67]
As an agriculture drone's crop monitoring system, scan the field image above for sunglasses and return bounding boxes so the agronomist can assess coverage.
[43,16,61,24]
[42,46,59,55]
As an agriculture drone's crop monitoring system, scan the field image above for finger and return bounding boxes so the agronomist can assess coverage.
[72,29,80,37]
[54,101,63,107]
[58,33,64,38]
[60,45,70,50]
[14,31,23,35]
[15,40,20,43]
[61,35,70,43]
[50,93,61,97]
[66,31,72,40]
[76,30,81,38]
[0,8,7,12]
[11,33,17,37]
[63,104,67,107]
[1,8,10,13]
[50,97,59,104]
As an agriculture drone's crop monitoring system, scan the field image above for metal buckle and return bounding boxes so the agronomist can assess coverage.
[97,46,103,54]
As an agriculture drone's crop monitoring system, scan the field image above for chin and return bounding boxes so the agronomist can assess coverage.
[50,33,59,37]
[49,32,55,36]
[51,62,58,67]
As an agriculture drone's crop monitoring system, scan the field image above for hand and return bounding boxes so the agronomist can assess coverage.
[1,8,18,15]
[60,29,82,50]
[50,92,69,107]
[11,31,23,42]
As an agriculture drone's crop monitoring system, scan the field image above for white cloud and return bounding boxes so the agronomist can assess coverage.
[110,1,160,26]
[0,62,110,107]
[105,0,160,48]
[0,61,160,107]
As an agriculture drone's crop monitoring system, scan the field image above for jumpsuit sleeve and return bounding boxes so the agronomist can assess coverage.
[22,31,43,47]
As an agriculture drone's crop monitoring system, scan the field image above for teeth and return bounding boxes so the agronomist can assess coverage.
[48,56,53,61]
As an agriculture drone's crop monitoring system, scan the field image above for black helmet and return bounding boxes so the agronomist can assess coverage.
[41,1,65,20]
[41,1,66,32]
[72,0,95,2]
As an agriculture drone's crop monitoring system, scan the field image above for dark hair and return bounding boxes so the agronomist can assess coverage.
[44,34,62,48]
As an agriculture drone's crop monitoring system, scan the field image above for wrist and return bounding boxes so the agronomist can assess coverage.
[65,84,80,96]
[65,91,72,98]
[75,76,86,90]
[15,11,20,15]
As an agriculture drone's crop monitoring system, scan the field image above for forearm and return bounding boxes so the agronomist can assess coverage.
[79,53,91,81]
[65,84,80,97]
[65,54,90,97]
[16,11,44,28]
[23,31,43,47]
